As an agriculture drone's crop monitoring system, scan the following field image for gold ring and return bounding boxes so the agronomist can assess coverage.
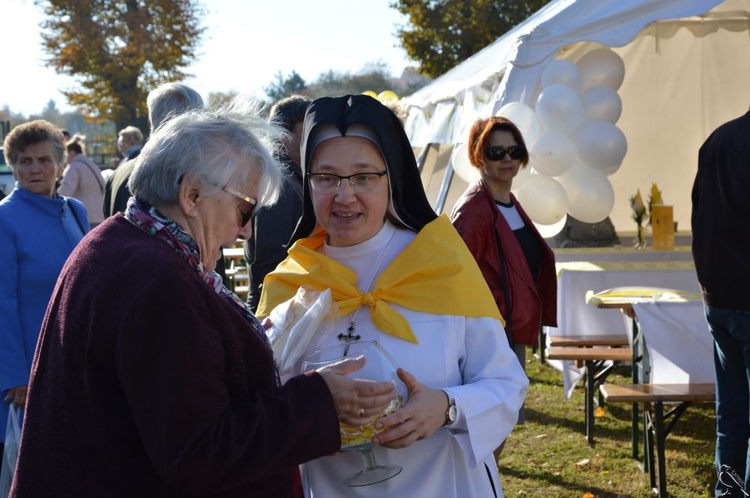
[359,407,365,417]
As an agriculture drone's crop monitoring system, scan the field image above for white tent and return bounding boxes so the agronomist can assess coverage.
[402,0,750,234]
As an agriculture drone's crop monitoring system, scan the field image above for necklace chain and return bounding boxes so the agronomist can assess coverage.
[337,228,396,352]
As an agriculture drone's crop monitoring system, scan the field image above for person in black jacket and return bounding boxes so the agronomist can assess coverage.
[692,107,750,498]
[245,95,310,312]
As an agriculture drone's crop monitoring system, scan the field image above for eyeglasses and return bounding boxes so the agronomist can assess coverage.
[485,145,526,161]
[308,171,388,194]
[222,186,257,227]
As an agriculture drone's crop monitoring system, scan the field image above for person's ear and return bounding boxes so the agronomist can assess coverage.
[178,175,202,218]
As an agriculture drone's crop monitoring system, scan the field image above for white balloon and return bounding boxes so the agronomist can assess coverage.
[557,163,615,223]
[512,164,531,190]
[450,142,480,183]
[535,84,584,134]
[496,102,541,146]
[541,60,583,94]
[534,214,568,239]
[516,174,568,225]
[573,121,628,170]
[529,131,576,177]
[600,162,622,176]
[581,86,622,124]
[577,48,626,92]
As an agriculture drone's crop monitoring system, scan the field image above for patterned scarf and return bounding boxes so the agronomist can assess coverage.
[124,198,278,379]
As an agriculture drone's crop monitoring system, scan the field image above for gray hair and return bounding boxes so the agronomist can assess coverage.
[147,82,205,131]
[128,99,284,211]
[118,126,144,146]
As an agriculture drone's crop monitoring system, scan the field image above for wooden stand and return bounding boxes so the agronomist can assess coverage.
[651,205,675,250]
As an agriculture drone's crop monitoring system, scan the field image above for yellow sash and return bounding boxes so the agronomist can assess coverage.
[256,215,503,343]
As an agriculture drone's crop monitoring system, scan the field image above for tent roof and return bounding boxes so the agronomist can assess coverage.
[401,0,750,234]
[402,0,726,110]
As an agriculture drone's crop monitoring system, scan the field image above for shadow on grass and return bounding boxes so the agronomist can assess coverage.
[499,465,635,498]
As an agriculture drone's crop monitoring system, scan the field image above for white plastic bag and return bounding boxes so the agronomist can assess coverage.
[266,287,337,384]
[0,404,22,497]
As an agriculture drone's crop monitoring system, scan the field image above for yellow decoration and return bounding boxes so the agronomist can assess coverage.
[362,90,378,99]
[256,215,504,343]
[629,188,647,248]
[649,183,663,207]
[377,90,399,103]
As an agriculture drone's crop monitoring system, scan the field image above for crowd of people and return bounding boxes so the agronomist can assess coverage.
[0,82,744,497]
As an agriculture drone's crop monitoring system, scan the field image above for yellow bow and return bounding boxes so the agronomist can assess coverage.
[256,215,504,343]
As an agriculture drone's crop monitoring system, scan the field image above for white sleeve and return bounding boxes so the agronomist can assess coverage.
[446,315,529,468]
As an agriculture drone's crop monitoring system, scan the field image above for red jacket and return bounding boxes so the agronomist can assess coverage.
[451,181,557,346]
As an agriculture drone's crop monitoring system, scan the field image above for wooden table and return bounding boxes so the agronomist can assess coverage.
[587,287,701,461]
[546,261,700,398]
[601,297,713,497]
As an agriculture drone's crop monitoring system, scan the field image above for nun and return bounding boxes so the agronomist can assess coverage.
[257,94,528,498]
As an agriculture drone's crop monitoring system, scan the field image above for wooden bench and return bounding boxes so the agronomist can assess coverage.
[600,383,715,497]
[549,334,629,348]
[547,346,633,445]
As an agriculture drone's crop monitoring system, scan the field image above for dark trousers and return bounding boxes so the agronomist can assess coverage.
[706,304,750,497]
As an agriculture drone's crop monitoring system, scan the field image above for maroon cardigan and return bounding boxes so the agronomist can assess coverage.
[11,215,339,498]
[451,182,557,346]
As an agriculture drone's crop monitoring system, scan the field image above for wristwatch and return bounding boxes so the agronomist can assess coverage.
[440,388,457,426]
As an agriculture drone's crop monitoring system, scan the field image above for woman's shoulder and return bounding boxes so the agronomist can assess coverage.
[451,182,489,216]
[0,189,36,222]
[83,220,203,286]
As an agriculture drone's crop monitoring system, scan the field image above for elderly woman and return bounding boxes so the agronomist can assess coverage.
[10,104,396,498]
[257,95,528,497]
[0,120,88,456]
[59,134,106,228]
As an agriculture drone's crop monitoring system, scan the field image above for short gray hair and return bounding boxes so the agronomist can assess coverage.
[118,126,144,146]
[147,82,205,131]
[129,99,284,211]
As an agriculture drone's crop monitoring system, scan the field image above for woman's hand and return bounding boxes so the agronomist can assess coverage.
[3,385,28,407]
[371,368,448,449]
[317,356,396,426]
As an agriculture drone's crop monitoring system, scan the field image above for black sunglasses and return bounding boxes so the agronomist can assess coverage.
[485,145,526,161]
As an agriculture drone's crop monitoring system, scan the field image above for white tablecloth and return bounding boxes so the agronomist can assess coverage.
[553,246,693,263]
[546,261,701,396]
[632,300,714,384]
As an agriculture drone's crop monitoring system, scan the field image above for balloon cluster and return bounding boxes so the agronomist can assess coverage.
[363,90,399,105]
[452,48,627,235]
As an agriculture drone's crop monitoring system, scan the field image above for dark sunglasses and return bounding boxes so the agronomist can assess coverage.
[223,186,257,227]
[485,145,526,161]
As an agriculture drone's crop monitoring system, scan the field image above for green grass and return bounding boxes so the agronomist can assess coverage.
[497,357,716,498]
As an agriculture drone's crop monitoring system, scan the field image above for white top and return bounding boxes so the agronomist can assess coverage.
[306,221,529,498]
[496,202,524,230]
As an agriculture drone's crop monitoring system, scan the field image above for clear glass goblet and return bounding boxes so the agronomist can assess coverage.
[303,340,408,487]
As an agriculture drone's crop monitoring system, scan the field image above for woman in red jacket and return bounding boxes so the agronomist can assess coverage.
[451,117,557,425]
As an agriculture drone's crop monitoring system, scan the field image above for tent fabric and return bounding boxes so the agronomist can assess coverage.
[401,0,750,232]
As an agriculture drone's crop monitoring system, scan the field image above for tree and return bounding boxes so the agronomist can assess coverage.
[37,0,205,133]
[391,0,551,78]
[264,71,307,103]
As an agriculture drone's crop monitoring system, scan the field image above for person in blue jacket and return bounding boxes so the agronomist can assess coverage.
[0,120,88,457]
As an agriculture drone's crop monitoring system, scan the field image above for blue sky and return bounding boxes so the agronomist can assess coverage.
[3,0,413,115]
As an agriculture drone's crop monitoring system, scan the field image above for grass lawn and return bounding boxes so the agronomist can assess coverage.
[497,356,716,497]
